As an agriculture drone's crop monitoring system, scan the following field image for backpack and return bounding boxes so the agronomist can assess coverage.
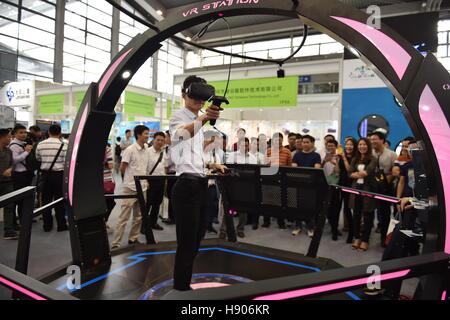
[10,142,41,172]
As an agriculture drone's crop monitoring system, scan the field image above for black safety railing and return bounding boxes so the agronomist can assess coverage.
[163,251,450,300]
[0,169,447,300]
[0,263,77,300]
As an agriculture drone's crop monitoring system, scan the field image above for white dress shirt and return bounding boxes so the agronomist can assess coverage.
[169,107,206,176]
[164,145,176,174]
[226,151,257,164]
[148,146,166,176]
[121,142,151,191]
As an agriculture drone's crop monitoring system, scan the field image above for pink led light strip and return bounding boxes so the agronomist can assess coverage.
[418,85,450,254]
[253,269,410,300]
[331,16,412,80]
[442,291,447,301]
[98,48,133,97]
[0,276,47,300]
[374,195,400,204]
[68,106,89,206]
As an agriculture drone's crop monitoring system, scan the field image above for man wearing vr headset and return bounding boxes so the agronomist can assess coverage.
[169,75,227,291]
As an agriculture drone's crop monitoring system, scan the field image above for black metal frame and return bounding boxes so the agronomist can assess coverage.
[163,252,450,300]
[132,166,333,258]
[0,264,78,300]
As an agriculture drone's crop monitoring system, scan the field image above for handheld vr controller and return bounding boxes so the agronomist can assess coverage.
[185,82,229,126]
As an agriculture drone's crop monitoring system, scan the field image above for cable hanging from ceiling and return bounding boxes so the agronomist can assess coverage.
[105,0,308,67]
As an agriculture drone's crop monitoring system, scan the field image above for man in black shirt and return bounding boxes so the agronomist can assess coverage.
[292,135,322,169]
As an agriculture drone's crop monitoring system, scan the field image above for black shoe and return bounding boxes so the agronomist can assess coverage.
[278,223,287,230]
[213,218,219,224]
[261,222,270,228]
[219,232,226,240]
[152,224,164,231]
[375,226,381,234]
[43,225,53,232]
[162,219,176,225]
[57,225,69,232]
[337,231,343,236]
[237,231,245,238]
[13,225,20,232]
[3,231,19,240]
[128,239,142,245]
[207,227,218,234]
[332,234,338,241]
[252,223,259,230]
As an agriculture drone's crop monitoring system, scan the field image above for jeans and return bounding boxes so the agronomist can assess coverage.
[172,176,209,291]
[207,184,219,227]
[0,181,15,233]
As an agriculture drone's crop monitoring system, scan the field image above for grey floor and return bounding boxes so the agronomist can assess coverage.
[0,180,418,299]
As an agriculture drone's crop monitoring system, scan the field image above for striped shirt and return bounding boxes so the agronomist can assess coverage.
[36,137,67,172]
[103,147,114,183]
[267,146,292,166]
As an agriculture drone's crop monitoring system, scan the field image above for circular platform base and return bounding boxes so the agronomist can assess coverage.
[139,273,253,300]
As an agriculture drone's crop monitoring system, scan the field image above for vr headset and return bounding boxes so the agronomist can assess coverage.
[183,82,216,102]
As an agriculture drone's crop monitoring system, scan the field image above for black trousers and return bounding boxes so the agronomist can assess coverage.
[341,192,354,241]
[146,180,165,226]
[353,194,375,243]
[378,201,392,243]
[327,189,341,237]
[41,171,66,230]
[172,176,208,291]
[166,178,176,222]
[12,171,34,224]
[105,197,116,222]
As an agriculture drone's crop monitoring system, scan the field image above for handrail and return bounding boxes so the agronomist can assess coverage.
[32,198,65,219]
[0,186,36,208]
[0,263,77,300]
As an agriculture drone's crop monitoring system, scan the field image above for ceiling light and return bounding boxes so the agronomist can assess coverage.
[122,71,132,79]
[156,10,163,16]
[186,37,192,42]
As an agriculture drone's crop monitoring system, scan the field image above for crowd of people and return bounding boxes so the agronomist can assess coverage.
[0,124,69,240]
[0,121,417,254]
[0,121,418,256]
[99,122,416,254]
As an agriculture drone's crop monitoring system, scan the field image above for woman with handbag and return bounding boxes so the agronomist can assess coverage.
[348,138,377,251]
[335,137,357,243]
[103,145,116,229]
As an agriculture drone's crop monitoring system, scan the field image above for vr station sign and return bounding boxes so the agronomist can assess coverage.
[182,0,260,17]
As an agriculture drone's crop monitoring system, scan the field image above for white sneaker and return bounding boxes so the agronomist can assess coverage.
[307,230,314,238]
[292,228,302,236]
